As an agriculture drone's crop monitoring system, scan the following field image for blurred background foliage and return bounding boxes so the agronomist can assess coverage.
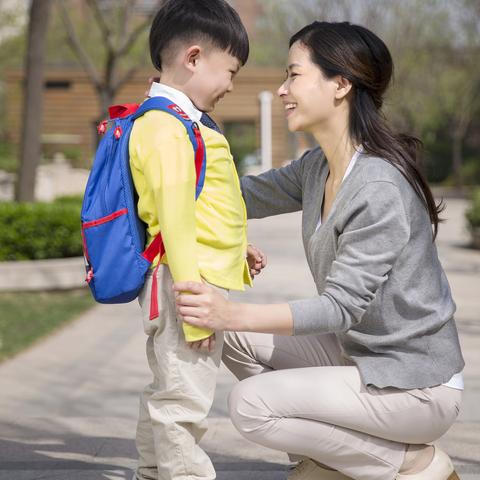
[249,0,480,186]
[0,0,479,186]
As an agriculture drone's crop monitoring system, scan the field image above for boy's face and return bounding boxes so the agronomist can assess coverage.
[189,48,240,113]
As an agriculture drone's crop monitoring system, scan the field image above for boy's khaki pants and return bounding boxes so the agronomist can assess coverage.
[135,265,225,480]
[223,331,462,480]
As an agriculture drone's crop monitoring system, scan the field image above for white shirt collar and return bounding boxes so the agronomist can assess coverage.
[148,82,202,122]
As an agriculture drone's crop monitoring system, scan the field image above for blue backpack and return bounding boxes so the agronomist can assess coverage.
[81,96,206,319]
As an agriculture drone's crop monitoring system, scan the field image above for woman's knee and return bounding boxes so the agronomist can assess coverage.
[228,377,273,439]
[222,332,240,369]
[222,331,257,381]
[222,331,244,361]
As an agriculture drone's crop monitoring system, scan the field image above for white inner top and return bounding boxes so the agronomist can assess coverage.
[315,147,464,390]
[148,82,202,122]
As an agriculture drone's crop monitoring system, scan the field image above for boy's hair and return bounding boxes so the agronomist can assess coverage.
[149,0,249,71]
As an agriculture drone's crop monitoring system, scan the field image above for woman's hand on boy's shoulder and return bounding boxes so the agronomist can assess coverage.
[247,243,267,278]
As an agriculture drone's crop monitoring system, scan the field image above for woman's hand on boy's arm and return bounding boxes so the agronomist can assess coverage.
[247,244,267,278]
[174,281,294,336]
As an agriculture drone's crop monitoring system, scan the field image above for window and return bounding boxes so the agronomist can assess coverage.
[44,80,71,90]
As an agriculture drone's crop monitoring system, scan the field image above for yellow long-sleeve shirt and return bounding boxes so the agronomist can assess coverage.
[129,110,252,341]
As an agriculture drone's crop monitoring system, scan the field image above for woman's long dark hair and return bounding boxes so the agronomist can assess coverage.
[290,22,443,238]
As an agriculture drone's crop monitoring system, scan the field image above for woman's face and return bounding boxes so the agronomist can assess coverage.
[278,41,340,133]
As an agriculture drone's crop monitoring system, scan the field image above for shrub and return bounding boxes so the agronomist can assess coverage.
[466,188,480,230]
[0,201,82,261]
[53,194,84,208]
[460,158,480,186]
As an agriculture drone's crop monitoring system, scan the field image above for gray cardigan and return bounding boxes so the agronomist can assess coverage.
[241,147,464,389]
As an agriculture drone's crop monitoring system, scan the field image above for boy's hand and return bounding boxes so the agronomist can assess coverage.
[247,244,267,278]
[187,333,216,353]
[145,76,161,97]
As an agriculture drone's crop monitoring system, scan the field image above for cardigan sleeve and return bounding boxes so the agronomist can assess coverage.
[240,150,309,219]
[289,181,411,335]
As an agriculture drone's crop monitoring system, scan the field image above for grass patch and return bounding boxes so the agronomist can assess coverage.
[0,289,95,362]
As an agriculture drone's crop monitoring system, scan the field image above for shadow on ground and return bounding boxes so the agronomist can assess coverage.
[0,423,288,480]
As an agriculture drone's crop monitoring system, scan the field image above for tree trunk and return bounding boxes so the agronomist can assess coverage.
[91,88,114,153]
[15,0,52,202]
[452,130,464,189]
[98,88,114,121]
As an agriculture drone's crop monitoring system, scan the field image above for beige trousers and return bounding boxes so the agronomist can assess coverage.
[135,265,225,480]
[223,331,462,480]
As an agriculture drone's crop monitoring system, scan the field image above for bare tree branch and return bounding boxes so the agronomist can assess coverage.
[118,0,135,45]
[57,0,102,90]
[117,0,162,58]
[112,62,143,94]
[86,0,115,53]
[58,0,161,117]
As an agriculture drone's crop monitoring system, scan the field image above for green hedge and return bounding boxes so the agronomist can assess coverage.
[466,188,480,230]
[0,198,83,261]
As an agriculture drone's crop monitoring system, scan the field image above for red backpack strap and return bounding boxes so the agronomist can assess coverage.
[142,234,166,320]
[96,104,141,136]
[109,103,140,119]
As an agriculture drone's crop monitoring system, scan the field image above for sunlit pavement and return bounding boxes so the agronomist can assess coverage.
[0,198,478,479]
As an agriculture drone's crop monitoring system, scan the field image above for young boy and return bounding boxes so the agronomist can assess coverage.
[129,1,265,479]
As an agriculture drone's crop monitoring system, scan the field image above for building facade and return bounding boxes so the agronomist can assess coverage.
[5,66,289,171]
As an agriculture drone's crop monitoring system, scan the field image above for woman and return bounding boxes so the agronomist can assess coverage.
[174,21,464,480]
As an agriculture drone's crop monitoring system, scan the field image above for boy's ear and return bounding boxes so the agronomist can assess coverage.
[184,45,202,72]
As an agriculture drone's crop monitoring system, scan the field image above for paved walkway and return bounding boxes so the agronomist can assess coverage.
[0,198,479,479]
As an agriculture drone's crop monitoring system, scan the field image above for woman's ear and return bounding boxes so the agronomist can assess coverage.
[335,75,353,100]
[184,45,202,72]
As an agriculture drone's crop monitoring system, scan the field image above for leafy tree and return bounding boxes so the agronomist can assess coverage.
[440,0,480,186]
[0,2,27,140]
[250,0,480,185]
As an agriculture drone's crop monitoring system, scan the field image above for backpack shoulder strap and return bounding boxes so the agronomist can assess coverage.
[133,96,188,122]
[132,96,206,199]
